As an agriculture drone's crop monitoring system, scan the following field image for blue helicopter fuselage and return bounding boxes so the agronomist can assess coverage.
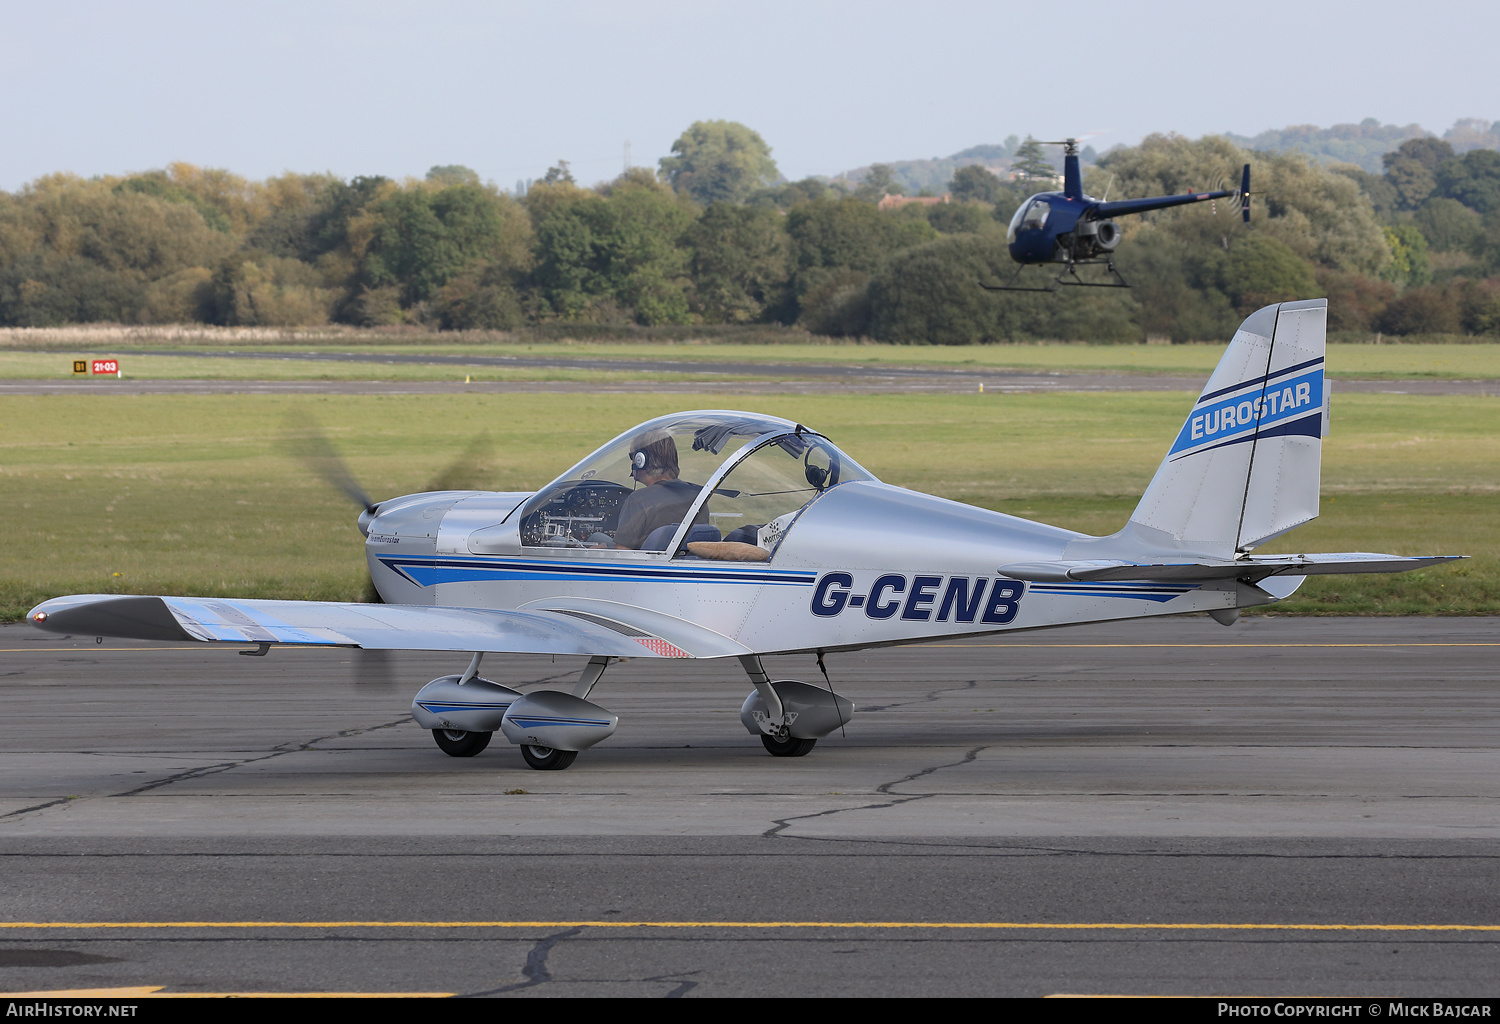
[1006,189,1095,263]
[1004,150,1246,266]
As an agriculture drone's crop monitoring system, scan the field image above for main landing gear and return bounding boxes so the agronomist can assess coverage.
[432,728,492,757]
[410,654,616,771]
[411,653,857,768]
[433,730,574,768]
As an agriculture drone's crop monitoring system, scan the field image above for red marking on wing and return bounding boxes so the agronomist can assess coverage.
[636,637,690,658]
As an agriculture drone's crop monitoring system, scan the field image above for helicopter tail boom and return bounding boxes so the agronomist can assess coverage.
[1092,163,1251,220]
[1094,188,1234,219]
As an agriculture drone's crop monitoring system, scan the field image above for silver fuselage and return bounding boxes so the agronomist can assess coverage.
[364,480,1285,657]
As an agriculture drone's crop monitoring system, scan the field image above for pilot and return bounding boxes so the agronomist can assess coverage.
[612,431,710,549]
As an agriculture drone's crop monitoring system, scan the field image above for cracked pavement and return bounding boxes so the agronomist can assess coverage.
[1,617,1497,996]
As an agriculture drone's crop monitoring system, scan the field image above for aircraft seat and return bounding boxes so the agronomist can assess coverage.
[641,523,720,552]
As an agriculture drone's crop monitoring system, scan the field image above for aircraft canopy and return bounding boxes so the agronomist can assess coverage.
[513,411,874,554]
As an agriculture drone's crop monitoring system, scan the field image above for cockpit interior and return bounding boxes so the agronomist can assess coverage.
[511,412,873,561]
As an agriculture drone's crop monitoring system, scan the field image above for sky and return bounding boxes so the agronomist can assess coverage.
[2,0,1495,192]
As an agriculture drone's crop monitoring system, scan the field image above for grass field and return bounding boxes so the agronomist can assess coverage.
[1,391,1493,621]
[3,334,1500,381]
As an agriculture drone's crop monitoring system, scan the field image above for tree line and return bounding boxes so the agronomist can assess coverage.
[2,120,1497,342]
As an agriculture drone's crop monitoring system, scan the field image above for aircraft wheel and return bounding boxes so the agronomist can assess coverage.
[761,734,817,757]
[432,729,492,757]
[521,744,578,771]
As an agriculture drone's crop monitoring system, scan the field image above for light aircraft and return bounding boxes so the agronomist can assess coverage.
[987,138,1250,290]
[28,298,1458,770]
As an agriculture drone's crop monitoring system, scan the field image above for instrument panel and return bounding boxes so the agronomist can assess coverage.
[519,480,633,547]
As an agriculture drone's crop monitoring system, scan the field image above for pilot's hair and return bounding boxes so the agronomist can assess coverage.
[631,431,679,478]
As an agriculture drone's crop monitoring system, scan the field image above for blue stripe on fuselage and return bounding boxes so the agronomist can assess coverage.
[1028,584,1191,603]
[377,555,817,589]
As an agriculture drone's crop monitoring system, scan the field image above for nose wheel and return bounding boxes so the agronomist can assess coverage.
[761,734,817,757]
[521,744,578,770]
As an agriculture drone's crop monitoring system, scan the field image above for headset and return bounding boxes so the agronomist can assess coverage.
[631,437,675,478]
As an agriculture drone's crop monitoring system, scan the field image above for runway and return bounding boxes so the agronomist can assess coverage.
[1,366,1494,396]
[1,616,1496,996]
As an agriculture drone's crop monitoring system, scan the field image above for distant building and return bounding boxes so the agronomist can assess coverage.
[877,193,951,211]
[1009,171,1063,187]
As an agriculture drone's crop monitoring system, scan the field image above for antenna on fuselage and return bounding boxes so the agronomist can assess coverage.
[815,649,846,738]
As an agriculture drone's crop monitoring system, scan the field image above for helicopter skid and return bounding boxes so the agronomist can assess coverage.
[979,258,1129,293]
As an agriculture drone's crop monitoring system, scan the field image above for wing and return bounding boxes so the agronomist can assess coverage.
[999,553,1463,584]
[25,594,744,659]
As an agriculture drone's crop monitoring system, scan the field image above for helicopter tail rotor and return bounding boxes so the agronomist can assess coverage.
[1241,163,1251,223]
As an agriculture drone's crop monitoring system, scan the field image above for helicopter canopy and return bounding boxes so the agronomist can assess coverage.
[1007,197,1054,243]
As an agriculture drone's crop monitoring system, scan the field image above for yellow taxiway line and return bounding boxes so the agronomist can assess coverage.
[2,920,1497,933]
[0,987,451,998]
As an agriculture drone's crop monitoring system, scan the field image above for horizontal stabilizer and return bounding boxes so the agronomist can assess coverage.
[1000,553,1463,584]
[25,594,738,659]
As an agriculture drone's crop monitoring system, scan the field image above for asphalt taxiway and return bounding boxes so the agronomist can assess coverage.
[2,364,1494,396]
[1,616,1496,997]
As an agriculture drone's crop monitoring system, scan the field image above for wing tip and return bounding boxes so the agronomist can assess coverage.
[27,595,194,642]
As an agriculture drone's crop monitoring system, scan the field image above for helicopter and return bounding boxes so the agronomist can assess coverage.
[986,138,1250,291]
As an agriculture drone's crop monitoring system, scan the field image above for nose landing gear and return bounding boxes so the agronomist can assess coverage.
[760,733,818,758]
[739,656,854,758]
[519,744,578,770]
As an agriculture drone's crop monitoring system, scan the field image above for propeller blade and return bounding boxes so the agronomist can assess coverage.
[282,417,494,605]
[282,414,377,512]
[350,648,398,687]
[423,433,496,493]
[279,415,386,603]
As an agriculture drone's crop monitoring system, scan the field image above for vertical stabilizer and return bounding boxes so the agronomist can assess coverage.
[1125,299,1327,558]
